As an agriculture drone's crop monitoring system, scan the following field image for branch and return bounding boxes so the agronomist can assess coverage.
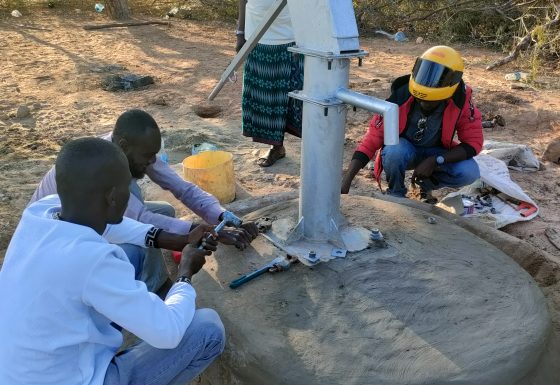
[486,10,560,70]
[405,0,483,22]
[83,21,170,30]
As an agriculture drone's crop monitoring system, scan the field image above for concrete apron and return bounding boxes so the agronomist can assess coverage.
[194,195,552,385]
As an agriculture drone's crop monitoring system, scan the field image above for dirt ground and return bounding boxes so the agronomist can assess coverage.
[0,13,559,269]
[1,8,560,383]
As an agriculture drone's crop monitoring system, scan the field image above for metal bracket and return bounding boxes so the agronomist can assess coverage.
[288,90,344,107]
[288,46,369,60]
[286,216,304,245]
[331,248,347,258]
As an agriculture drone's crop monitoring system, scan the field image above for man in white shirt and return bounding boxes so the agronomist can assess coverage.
[0,138,225,385]
[29,109,259,293]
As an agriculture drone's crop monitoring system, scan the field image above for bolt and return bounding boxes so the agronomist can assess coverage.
[370,228,383,241]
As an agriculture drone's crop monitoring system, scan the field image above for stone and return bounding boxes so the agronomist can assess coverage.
[102,74,153,92]
[15,105,30,118]
[196,196,550,385]
[151,95,168,106]
[543,137,560,164]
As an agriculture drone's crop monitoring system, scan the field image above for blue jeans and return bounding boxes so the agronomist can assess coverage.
[381,138,480,197]
[104,308,225,385]
[119,201,177,292]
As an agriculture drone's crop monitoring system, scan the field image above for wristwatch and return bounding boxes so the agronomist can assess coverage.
[436,155,445,165]
[176,276,192,285]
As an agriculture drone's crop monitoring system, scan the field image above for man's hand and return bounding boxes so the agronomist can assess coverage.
[240,222,259,239]
[187,224,218,251]
[178,245,211,279]
[411,156,437,185]
[217,227,255,250]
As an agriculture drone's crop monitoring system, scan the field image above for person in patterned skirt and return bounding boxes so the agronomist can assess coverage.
[237,0,304,167]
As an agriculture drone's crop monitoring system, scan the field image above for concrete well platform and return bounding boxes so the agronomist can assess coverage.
[194,196,550,385]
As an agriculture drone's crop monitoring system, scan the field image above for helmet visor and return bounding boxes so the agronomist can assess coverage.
[411,58,463,88]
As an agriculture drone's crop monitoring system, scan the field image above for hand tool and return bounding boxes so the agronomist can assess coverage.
[229,255,297,289]
[495,193,537,217]
[199,211,243,249]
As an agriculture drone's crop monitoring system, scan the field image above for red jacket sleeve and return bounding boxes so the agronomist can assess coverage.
[355,114,385,160]
[456,94,484,155]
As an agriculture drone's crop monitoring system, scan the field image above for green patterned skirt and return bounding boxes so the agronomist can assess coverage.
[242,42,304,146]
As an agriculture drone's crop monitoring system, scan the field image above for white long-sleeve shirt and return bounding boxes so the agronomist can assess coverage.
[246,0,295,45]
[29,133,225,235]
[0,195,197,385]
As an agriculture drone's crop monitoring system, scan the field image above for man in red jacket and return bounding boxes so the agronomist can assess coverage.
[341,46,483,203]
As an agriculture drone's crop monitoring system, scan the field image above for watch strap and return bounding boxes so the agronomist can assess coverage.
[176,276,192,285]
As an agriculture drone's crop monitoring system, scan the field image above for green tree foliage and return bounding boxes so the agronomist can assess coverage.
[353,0,559,64]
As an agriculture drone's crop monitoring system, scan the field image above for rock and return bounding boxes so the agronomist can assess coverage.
[543,137,560,164]
[32,103,41,110]
[151,95,168,106]
[102,74,154,92]
[16,105,30,118]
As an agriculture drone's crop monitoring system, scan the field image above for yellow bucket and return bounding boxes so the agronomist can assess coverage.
[182,151,236,204]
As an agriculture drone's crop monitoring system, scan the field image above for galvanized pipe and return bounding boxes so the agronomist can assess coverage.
[335,88,399,146]
[297,56,349,243]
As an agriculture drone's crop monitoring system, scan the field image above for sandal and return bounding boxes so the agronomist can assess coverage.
[257,146,286,167]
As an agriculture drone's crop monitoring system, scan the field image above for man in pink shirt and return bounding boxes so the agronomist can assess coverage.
[30,109,258,292]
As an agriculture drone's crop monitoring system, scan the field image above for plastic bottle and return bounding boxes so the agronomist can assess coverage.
[192,142,218,155]
[394,31,408,42]
[159,138,169,164]
[504,72,529,81]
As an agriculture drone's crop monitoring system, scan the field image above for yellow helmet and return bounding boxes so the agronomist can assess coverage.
[409,46,464,101]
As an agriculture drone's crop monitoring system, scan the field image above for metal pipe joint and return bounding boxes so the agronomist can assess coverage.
[335,88,399,146]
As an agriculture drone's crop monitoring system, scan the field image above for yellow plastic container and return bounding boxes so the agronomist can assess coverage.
[182,151,236,204]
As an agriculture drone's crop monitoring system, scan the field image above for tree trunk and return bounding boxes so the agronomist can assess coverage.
[106,0,131,20]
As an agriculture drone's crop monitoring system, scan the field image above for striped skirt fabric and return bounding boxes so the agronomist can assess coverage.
[242,42,304,145]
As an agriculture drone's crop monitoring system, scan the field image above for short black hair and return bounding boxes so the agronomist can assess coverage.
[55,137,129,202]
[113,109,159,141]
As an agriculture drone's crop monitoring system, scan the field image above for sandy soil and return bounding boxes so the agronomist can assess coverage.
[0,7,559,326]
